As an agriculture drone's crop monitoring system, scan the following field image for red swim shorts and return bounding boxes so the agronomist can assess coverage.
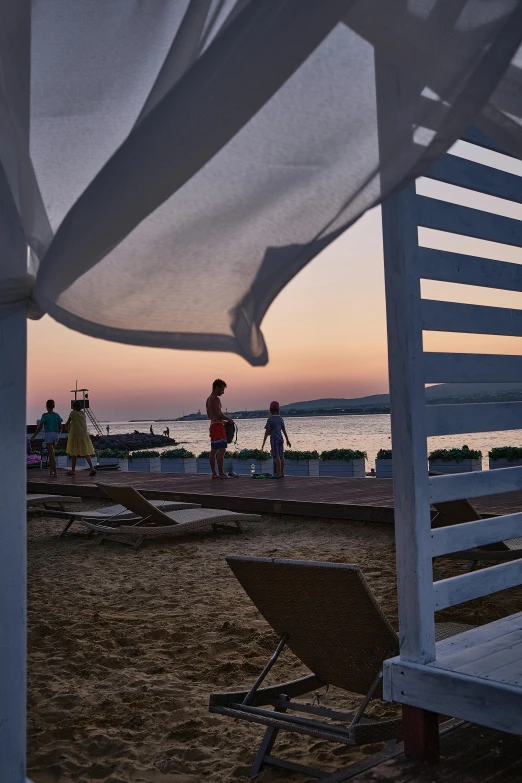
[210,422,227,450]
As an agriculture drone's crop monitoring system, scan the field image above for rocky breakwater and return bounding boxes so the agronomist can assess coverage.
[91,433,176,452]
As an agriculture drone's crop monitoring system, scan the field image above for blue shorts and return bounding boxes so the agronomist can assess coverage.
[211,439,227,450]
[270,436,284,458]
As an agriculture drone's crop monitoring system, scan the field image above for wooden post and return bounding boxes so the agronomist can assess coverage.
[0,304,28,782]
[402,705,440,763]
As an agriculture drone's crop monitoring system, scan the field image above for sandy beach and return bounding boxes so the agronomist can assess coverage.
[27,502,522,783]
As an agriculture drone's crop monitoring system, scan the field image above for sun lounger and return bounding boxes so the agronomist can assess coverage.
[27,494,82,510]
[71,484,260,548]
[53,494,201,538]
[209,556,472,781]
[432,498,522,566]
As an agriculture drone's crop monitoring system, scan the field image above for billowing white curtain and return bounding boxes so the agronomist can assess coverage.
[2,0,522,366]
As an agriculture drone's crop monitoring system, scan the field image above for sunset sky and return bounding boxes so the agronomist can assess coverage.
[27,142,522,423]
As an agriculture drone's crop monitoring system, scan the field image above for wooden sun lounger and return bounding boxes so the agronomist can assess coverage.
[72,484,260,548]
[209,556,471,782]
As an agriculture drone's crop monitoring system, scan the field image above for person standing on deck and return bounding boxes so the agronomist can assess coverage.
[206,379,233,479]
[31,399,63,478]
[64,401,97,476]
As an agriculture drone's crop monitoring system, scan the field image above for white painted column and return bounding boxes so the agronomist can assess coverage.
[0,303,28,781]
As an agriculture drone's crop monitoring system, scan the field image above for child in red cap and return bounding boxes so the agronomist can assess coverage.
[261,401,291,478]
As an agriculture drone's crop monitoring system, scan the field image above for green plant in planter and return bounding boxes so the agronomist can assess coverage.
[229,449,271,461]
[320,449,367,461]
[376,449,392,460]
[198,451,210,459]
[129,450,160,459]
[54,449,68,456]
[285,450,319,461]
[489,446,522,461]
[429,445,482,462]
[161,448,196,459]
[98,448,128,458]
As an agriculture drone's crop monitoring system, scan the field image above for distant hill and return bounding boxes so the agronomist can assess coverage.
[282,383,522,411]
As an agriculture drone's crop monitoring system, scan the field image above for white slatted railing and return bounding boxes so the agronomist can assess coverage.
[426,401,522,437]
[424,352,522,383]
[417,195,522,247]
[419,248,522,292]
[427,154,522,204]
[433,560,522,610]
[429,467,522,503]
[422,300,522,337]
[431,511,522,557]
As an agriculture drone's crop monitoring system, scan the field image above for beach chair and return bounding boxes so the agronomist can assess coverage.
[209,556,470,781]
[27,494,82,511]
[52,491,200,538]
[73,483,259,548]
[432,498,522,567]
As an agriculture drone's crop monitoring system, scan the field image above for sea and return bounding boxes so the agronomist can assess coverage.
[97,415,522,468]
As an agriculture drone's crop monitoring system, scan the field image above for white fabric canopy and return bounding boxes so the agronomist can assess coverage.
[3,0,522,367]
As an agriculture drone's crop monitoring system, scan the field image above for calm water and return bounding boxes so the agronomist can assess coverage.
[99,415,522,467]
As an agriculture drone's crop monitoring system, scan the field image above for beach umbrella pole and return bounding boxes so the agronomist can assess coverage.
[0,303,28,781]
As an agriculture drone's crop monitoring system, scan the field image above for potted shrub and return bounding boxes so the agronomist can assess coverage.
[488,446,522,470]
[428,445,482,474]
[128,450,161,472]
[97,448,122,468]
[230,449,271,475]
[160,448,197,473]
[284,450,320,476]
[375,448,393,478]
[319,449,366,477]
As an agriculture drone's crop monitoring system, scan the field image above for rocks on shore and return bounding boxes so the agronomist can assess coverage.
[91,433,176,451]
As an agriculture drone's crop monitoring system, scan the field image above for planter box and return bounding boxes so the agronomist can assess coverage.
[97,457,120,468]
[489,458,522,470]
[56,456,68,469]
[284,459,320,477]
[319,459,365,477]
[376,459,393,478]
[128,457,161,473]
[429,458,482,474]
[197,458,212,474]
[160,458,197,474]
[231,459,271,475]
[66,457,89,469]
[118,459,129,472]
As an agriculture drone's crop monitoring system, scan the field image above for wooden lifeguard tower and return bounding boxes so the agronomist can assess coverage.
[70,381,103,436]
[381,118,522,757]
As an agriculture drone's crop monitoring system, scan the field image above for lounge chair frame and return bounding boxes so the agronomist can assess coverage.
[210,556,469,781]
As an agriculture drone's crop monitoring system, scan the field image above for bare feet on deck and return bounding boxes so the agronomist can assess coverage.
[212,474,231,479]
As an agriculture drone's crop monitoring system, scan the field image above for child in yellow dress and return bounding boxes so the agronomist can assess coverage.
[65,401,96,476]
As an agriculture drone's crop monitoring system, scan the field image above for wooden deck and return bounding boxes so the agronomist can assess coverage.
[384,611,522,737]
[27,470,522,523]
[352,721,522,782]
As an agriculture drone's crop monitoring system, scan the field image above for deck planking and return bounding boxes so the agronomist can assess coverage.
[27,471,522,523]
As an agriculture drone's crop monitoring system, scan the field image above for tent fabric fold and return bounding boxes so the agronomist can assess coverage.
[2,0,522,364]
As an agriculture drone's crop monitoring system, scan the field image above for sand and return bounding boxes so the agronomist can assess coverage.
[27,502,522,783]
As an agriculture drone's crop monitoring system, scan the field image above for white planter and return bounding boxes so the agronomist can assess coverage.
[231,459,271,475]
[429,458,482,474]
[284,459,320,477]
[55,456,68,469]
[489,458,522,470]
[160,458,197,474]
[197,458,212,474]
[376,458,393,478]
[128,457,161,473]
[66,457,89,469]
[118,459,129,472]
[97,457,119,468]
[319,459,365,477]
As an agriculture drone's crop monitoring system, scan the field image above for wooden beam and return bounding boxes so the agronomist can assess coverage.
[425,400,522,437]
[417,195,522,248]
[433,559,522,610]
[426,154,522,204]
[422,299,522,338]
[402,705,440,763]
[428,465,522,503]
[418,247,522,292]
[431,511,522,557]
[424,352,522,384]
